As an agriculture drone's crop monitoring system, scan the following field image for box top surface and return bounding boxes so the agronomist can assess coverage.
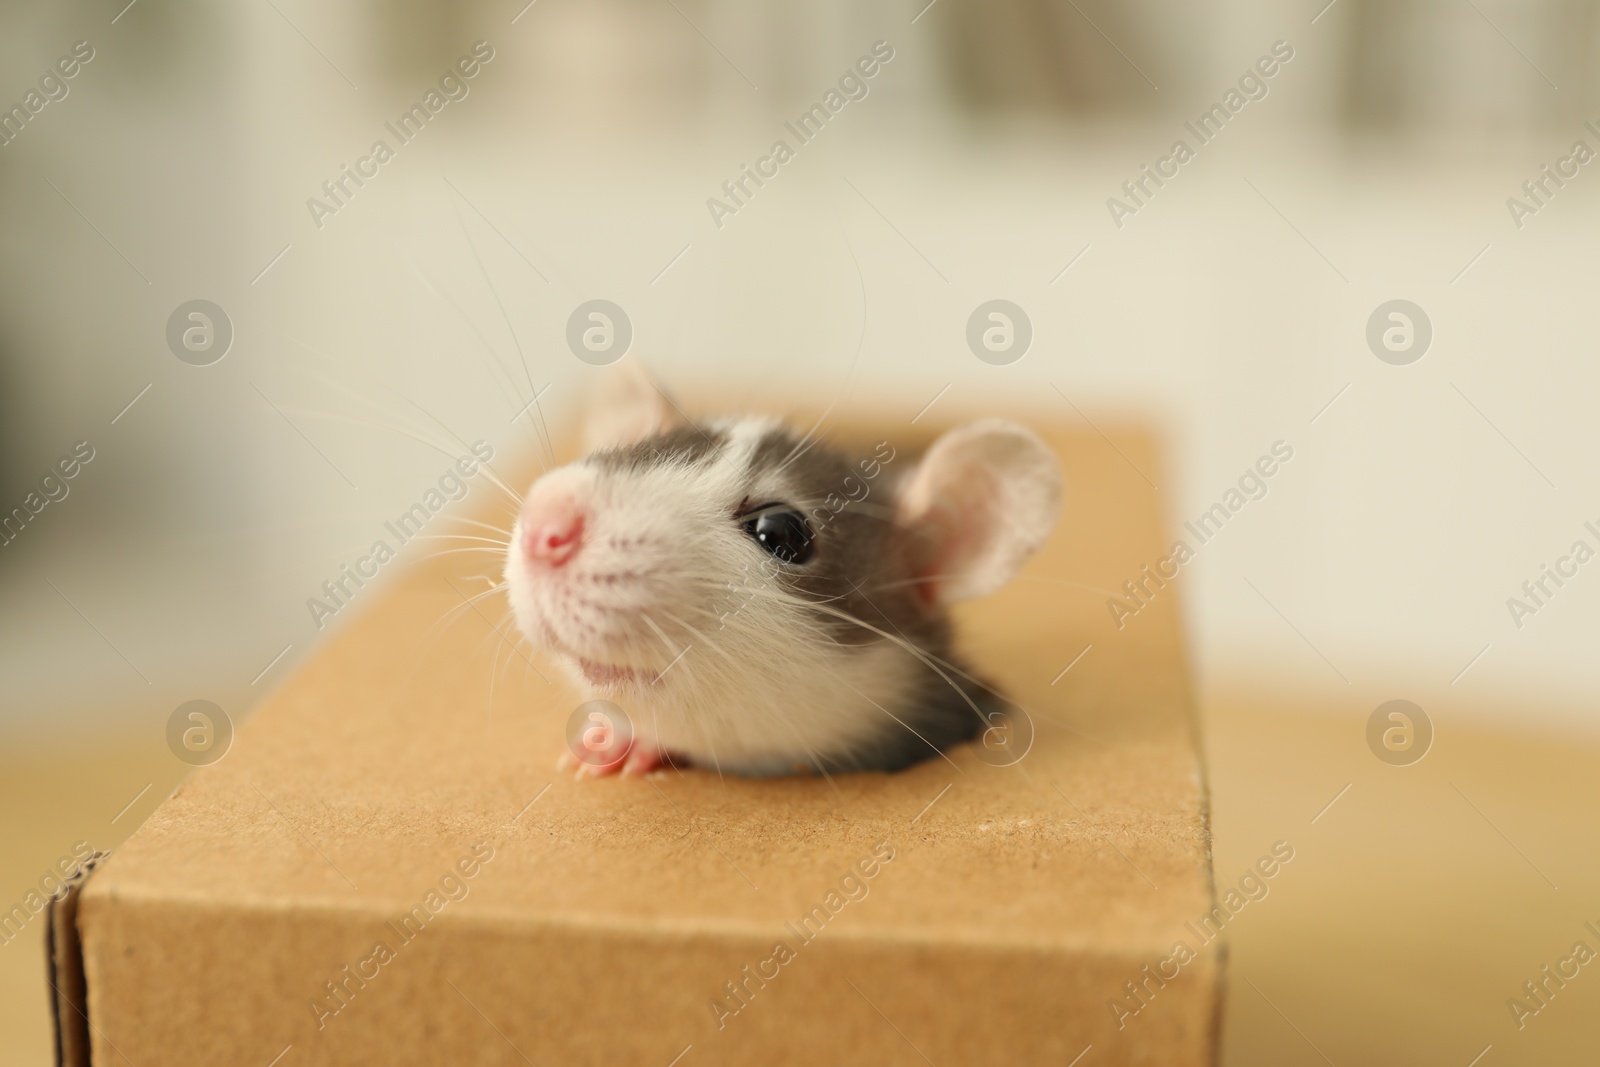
[86,420,1210,960]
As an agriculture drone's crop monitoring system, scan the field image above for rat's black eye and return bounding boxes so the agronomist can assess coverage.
[741,506,814,565]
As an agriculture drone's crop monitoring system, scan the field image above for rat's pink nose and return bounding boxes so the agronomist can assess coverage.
[520,497,585,567]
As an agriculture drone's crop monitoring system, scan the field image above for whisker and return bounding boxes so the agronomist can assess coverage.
[834,675,963,773]
[726,587,989,728]
[394,388,532,504]
[639,612,726,789]
[439,182,557,470]
[486,615,512,723]
[412,534,512,547]
[418,546,508,561]
[639,613,691,685]
[870,573,1120,599]
[388,250,545,454]
[274,399,528,512]
[658,609,738,669]
[425,582,511,642]
[652,610,847,787]
[441,516,516,539]
[772,400,837,476]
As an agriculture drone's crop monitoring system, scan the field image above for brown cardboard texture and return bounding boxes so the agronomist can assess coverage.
[72,421,1219,1065]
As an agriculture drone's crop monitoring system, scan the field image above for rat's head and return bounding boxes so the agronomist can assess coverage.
[504,365,1063,772]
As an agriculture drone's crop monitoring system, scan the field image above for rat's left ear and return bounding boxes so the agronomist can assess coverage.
[896,419,1063,606]
[582,361,684,453]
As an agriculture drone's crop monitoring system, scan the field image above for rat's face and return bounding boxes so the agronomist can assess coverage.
[504,415,911,695]
[503,364,1063,775]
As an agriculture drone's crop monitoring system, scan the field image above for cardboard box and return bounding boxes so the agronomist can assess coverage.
[55,421,1218,1066]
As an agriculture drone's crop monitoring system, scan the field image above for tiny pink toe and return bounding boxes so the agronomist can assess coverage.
[564,737,674,780]
[569,748,629,779]
[620,747,671,777]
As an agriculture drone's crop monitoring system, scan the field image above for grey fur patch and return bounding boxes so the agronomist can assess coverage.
[587,425,726,474]
[813,665,995,774]
[738,426,990,772]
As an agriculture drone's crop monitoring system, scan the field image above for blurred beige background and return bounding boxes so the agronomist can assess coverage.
[3,0,1599,1063]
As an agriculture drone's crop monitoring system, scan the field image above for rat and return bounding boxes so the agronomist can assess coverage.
[503,365,1064,777]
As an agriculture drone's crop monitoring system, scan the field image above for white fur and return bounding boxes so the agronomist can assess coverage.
[506,415,919,774]
[506,368,1063,776]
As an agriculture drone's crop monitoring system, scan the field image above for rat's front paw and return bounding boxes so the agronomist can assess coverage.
[557,744,676,779]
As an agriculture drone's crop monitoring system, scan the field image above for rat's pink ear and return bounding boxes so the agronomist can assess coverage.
[896,419,1063,605]
[583,361,684,452]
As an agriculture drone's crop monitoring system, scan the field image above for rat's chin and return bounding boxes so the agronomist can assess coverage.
[572,656,650,690]
[532,621,666,691]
